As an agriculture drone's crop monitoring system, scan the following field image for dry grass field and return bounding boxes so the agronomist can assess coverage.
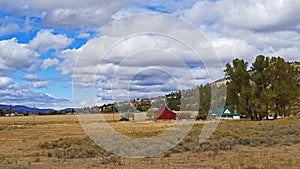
[0,114,300,169]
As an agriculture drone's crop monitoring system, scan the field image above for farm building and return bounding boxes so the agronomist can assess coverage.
[212,108,240,120]
[154,105,176,120]
[221,109,240,120]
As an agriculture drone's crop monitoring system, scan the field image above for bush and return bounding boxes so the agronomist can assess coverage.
[39,137,111,159]
[119,117,129,121]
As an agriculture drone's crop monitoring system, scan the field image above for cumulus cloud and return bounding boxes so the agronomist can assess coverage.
[200,25,300,63]
[0,0,198,29]
[211,37,259,63]
[181,0,300,31]
[67,34,211,89]
[0,38,38,75]
[0,82,71,109]
[22,74,50,89]
[219,0,300,31]
[77,33,91,39]
[29,29,73,53]
[178,0,300,64]
[0,76,12,88]
[57,48,82,75]
[0,0,136,28]
[0,29,72,75]
[1,0,300,107]
[41,58,59,70]
[22,74,41,81]
[31,81,50,88]
[0,23,20,35]
[65,14,223,104]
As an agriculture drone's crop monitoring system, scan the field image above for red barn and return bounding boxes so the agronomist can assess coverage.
[154,105,176,120]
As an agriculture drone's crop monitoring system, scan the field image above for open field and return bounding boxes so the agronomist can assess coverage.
[0,115,300,169]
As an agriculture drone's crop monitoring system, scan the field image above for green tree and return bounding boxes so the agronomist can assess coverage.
[2,109,8,115]
[48,110,57,115]
[251,56,299,118]
[251,55,273,120]
[268,57,299,117]
[166,92,181,111]
[226,55,299,120]
[197,84,211,119]
[224,58,252,118]
[59,109,68,115]
[8,105,13,114]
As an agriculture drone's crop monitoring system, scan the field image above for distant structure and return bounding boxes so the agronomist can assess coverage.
[154,105,176,120]
[211,108,240,120]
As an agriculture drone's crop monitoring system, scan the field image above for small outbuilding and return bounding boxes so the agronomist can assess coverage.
[212,108,240,120]
[222,109,240,120]
[154,105,176,120]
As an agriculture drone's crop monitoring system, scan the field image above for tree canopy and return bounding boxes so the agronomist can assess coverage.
[225,55,299,120]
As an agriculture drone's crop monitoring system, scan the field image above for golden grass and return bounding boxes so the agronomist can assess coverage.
[0,115,299,169]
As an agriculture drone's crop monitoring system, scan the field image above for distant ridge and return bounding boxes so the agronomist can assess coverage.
[0,104,80,115]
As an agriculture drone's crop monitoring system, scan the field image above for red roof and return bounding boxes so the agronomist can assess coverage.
[154,105,176,120]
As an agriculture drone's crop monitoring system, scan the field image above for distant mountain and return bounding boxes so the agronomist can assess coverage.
[0,104,52,114]
[0,104,81,115]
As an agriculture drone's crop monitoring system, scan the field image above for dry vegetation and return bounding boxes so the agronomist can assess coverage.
[0,114,300,169]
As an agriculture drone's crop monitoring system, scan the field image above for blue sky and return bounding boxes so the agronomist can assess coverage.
[0,0,300,109]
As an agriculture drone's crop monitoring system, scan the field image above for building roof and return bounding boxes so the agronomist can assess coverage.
[154,105,176,120]
[212,108,240,117]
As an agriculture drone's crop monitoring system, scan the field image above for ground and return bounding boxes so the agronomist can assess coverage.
[0,115,299,169]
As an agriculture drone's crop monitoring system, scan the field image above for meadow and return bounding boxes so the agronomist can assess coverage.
[0,114,299,169]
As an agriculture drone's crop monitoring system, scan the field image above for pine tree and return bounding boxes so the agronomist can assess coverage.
[224,58,252,117]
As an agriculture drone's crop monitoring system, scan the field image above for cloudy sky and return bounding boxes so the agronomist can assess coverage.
[0,0,300,109]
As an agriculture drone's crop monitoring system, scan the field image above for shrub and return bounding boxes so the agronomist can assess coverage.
[119,117,129,121]
[39,137,110,159]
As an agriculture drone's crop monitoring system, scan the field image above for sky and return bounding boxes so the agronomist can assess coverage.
[0,0,300,109]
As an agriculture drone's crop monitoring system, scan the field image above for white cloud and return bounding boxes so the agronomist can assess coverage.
[0,82,71,109]
[201,25,300,62]
[31,81,50,88]
[111,7,151,20]
[212,37,259,63]
[0,23,20,35]
[77,33,91,39]
[0,38,38,74]
[29,29,72,53]
[65,34,212,89]
[22,74,41,81]
[0,0,135,28]
[0,0,198,29]
[1,0,300,107]
[22,74,50,88]
[57,48,82,75]
[178,0,300,64]
[0,76,12,88]
[181,0,300,31]
[41,58,59,70]
[64,14,223,104]
[180,0,218,26]
[0,29,72,76]
[219,0,300,31]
